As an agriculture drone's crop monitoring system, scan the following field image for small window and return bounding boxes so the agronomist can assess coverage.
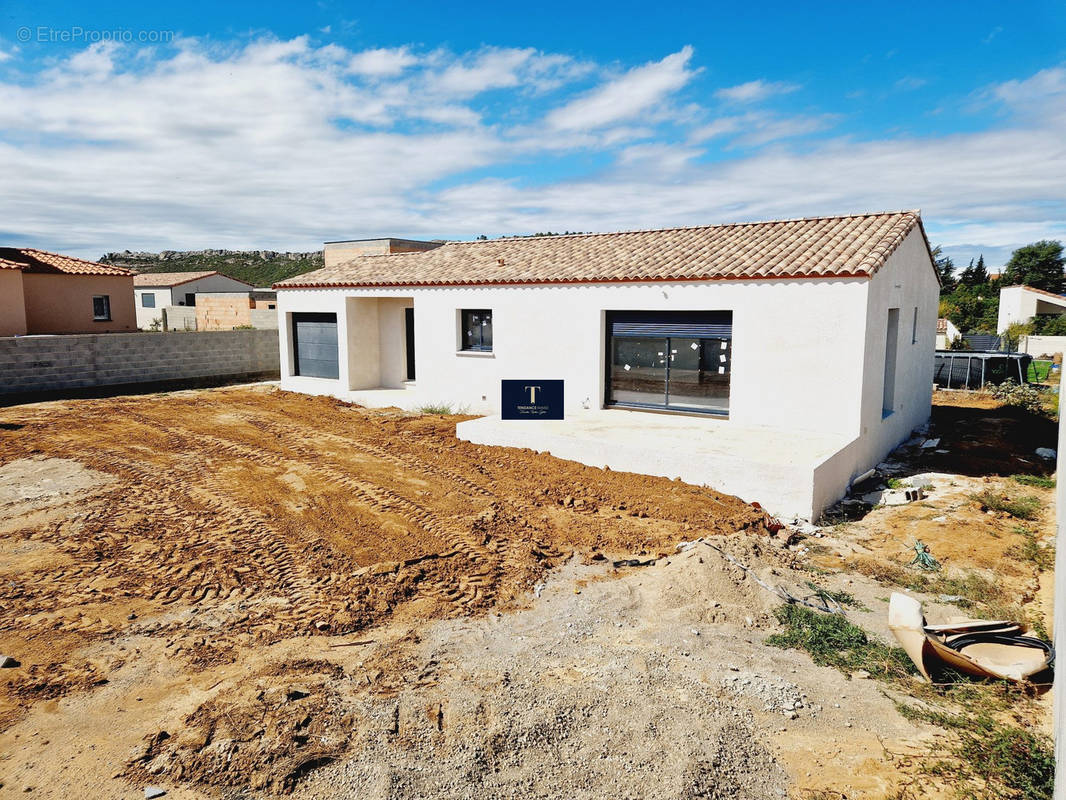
[911,306,918,344]
[883,308,900,416]
[460,309,492,352]
[92,295,111,321]
[185,293,196,306]
[141,292,156,309]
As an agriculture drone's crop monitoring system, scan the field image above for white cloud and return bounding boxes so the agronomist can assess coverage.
[714,79,799,104]
[425,47,587,98]
[0,38,1062,269]
[545,46,696,131]
[689,112,835,146]
[894,76,928,91]
[347,46,417,77]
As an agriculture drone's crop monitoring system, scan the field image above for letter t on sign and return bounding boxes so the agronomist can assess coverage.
[525,385,541,403]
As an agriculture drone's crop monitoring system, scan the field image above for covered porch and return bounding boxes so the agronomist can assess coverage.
[286,296,416,393]
[455,409,858,522]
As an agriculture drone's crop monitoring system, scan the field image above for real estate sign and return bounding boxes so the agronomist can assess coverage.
[501,380,564,420]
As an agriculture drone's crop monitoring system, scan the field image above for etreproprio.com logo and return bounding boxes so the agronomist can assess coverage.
[16,26,175,44]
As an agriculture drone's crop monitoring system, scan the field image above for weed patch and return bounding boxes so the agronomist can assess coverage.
[415,402,456,415]
[1011,474,1055,489]
[897,705,1053,800]
[1005,527,1054,571]
[765,605,915,682]
[971,489,1042,521]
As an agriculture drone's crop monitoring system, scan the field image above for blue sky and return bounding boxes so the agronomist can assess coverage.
[0,0,1064,267]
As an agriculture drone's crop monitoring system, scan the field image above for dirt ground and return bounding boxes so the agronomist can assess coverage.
[0,385,1057,798]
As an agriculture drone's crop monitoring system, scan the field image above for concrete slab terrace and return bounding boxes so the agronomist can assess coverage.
[455,409,856,522]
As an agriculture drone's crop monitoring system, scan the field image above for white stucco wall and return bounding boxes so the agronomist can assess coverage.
[997,285,1066,333]
[854,229,939,473]
[134,287,172,328]
[278,277,873,436]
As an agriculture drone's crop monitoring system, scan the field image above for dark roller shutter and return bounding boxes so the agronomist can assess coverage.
[292,312,339,379]
[607,310,732,339]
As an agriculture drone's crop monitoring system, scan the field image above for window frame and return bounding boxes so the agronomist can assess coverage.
[92,295,112,322]
[603,310,732,417]
[141,292,156,309]
[459,308,493,353]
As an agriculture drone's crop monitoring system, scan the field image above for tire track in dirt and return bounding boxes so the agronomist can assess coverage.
[97,403,501,615]
[148,421,501,611]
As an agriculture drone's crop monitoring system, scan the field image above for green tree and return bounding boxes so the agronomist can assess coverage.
[959,258,975,286]
[1002,321,1032,353]
[1001,240,1065,293]
[972,254,989,284]
[931,246,956,293]
[1029,314,1066,336]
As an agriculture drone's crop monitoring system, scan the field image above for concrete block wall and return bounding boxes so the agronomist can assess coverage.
[0,330,280,395]
[250,308,279,330]
[163,306,197,331]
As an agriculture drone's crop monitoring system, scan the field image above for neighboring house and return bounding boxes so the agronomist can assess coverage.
[133,271,254,329]
[935,318,961,349]
[274,210,939,521]
[997,285,1066,333]
[323,238,443,268]
[196,290,278,331]
[0,248,135,336]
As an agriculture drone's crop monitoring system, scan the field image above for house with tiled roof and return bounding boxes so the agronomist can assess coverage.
[132,271,254,329]
[0,248,135,336]
[274,210,940,520]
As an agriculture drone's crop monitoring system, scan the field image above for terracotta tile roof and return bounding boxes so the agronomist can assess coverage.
[0,248,132,276]
[132,270,229,287]
[1003,285,1066,303]
[277,211,929,290]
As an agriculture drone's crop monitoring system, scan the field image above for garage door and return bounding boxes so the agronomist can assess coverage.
[292,312,339,379]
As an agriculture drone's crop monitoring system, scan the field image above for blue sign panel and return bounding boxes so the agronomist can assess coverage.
[501,380,564,420]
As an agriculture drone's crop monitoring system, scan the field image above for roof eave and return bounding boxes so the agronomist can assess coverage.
[274,271,873,291]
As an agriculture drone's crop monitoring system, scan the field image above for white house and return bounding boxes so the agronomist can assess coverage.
[274,211,940,521]
[133,271,253,329]
[935,318,961,349]
[997,284,1066,333]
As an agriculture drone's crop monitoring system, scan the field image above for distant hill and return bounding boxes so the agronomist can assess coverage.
[98,249,324,287]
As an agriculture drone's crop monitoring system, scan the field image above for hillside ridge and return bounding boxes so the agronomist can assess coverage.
[99,249,324,287]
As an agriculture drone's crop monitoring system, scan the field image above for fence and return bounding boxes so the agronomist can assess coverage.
[1020,335,1066,358]
[0,329,280,397]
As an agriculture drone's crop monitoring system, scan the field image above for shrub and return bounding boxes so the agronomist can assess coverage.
[988,379,1045,414]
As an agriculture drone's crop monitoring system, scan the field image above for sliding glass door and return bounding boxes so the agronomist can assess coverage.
[605,311,731,415]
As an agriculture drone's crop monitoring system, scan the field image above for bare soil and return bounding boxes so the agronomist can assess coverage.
[0,385,1055,799]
